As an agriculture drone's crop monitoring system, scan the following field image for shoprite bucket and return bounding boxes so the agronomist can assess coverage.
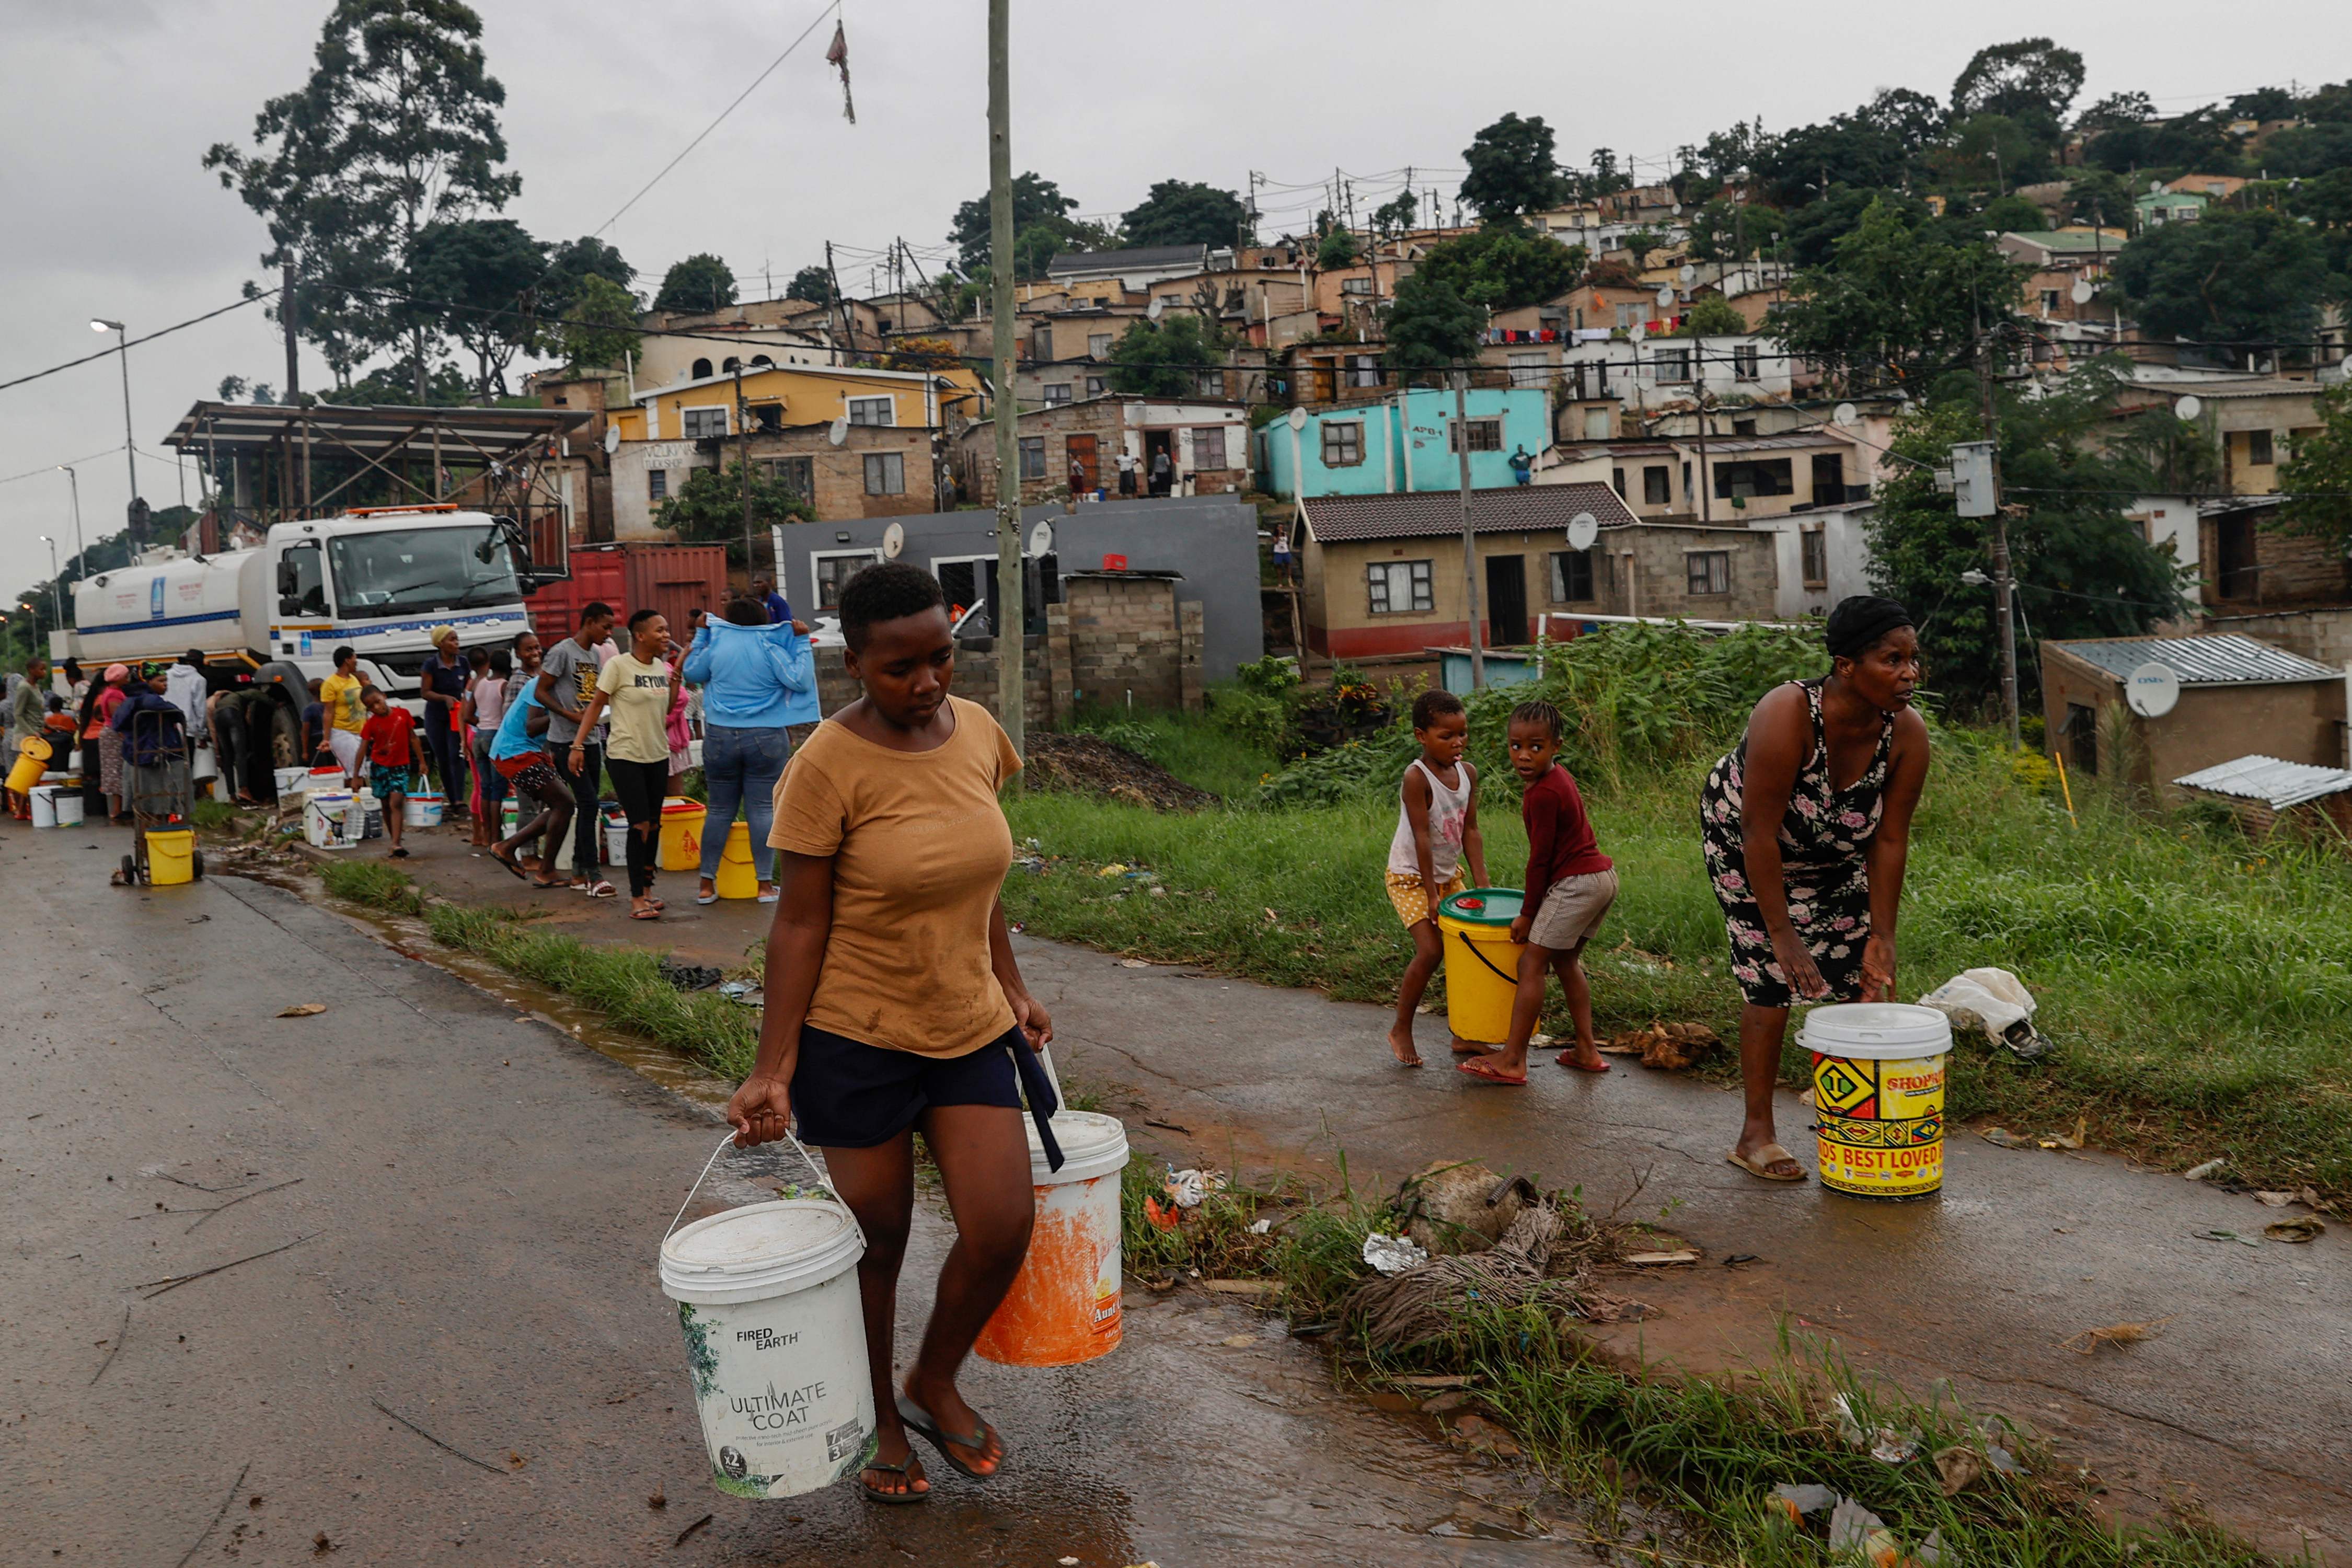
[403,790,445,828]
[147,828,195,886]
[1801,1002,1953,1201]
[660,798,706,871]
[660,1135,875,1498]
[1436,887,1526,1045]
[716,820,758,899]
[975,1108,1130,1367]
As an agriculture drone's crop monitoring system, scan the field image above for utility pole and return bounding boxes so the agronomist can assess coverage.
[1693,388,1712,523]
[1961,326,2019,748]
[987,0,1025,753]
[282,257,302,403]
[734,359,754,581]
[1452,372,1485,689]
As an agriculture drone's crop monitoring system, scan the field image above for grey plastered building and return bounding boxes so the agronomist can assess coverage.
[774,494,1264,680]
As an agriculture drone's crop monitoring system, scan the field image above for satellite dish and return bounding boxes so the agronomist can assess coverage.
[2070,278,2095,305]
[1566,512,1598,551]
[1655,286,1675,307]
[1285,406,1308,432]
[881,522,905,560]
[1147,297,1166,320]
[1027,519,1054,560]
[828,416,849,446]
[2125,660,2180,719]
[1678,263,1696,282]
[1832,402,1859,428]
[602,425,620,455]
[2149,178,2165,193]
[1628,319,1647,342]
[2058,321,2082,341]
[2174,395,2203,421]
[1671,201,1684,215]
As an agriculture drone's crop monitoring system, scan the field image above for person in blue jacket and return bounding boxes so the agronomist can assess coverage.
[681,597,816,905]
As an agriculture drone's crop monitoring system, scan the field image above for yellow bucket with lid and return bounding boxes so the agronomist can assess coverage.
[660,798,706,872]
[1435,887,1526,1045]
[1801,1003,1953,1200]
[7,735,53,794]
[147,828,197,886]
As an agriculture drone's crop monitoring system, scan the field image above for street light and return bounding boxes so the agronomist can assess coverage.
[57,465,85,583]
[37,536,61,627]
[90,317,139,525]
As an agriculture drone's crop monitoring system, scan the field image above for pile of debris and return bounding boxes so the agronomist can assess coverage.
[1598,1021,1722,1071]
[1023,733,1217,812]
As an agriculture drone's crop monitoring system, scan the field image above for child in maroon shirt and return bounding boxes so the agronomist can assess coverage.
[1460,700,1620,1085]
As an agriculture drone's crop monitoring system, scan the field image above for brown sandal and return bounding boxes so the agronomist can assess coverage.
[1726,1143,1808,1183]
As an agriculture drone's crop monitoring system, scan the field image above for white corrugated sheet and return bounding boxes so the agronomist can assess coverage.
[2173,754,2352,811]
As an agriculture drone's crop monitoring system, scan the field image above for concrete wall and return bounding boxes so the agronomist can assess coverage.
[2039,644,2348,790]
[773,495,1263,681]
[958,400,1251,507]
[1754,506,1876,620]
[813,635,1053,733]
[2202,607,2352,668]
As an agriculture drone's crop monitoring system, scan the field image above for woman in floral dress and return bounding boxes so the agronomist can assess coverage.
[1700,596,1929,1183]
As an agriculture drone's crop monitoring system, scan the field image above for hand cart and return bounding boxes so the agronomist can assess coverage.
[116,707,202,887]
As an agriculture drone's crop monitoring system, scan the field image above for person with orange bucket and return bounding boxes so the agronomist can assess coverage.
[725,563,1058,1505]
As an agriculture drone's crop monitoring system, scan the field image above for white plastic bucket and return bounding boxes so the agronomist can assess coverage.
[276,765,310,798]
[660,1135,875,1499]
[605,812,629,865]
[305,791,356,849]
[975,1106,1130,1367]
[302,766,345,793]
[31,784,82,828]
[1800,1002,1953,1201]
[405,790,445,828]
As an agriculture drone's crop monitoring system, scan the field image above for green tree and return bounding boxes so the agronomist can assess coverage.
[1619,226,1672,270]
[1459,113,1569,220]
[203,0,522,402]
[653,253,737,314]
[947,171,1112,279]
[1370,190,1421,236]
[559,274,641,372]
[1782,187,1930,269]
[1950,37,2085,151]
[409,216,546,401]
[1672,294,1749,336]
[1316,227,1360,268]
[1978,193,2047,233]
[539,235,633,319]
[785,264,837,304]
[658,462,814,564]
[1686,198,1785,263]
[1121,180,1250,247]
[1381,272,1482,382]
[1104,316,1223,398]
[1942,113,2042,192]
[2063,169,2135,231]
[2111,208,2328,345]
[1774,198,2022,391]
[2074,90,2154,133]
[1409,225,1583,311]
[2277,382,2352,550]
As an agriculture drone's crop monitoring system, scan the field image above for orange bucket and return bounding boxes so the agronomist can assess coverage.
[974,1110,1130,1367]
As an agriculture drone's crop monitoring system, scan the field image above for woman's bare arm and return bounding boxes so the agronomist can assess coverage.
[988,897,1052,1050]
[726,851,835,1145]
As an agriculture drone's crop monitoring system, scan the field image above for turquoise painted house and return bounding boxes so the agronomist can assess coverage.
[1256,387,1547,499]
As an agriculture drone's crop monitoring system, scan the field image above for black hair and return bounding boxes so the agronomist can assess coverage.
[467,646,489,670]
[581,601,614,625]
[487,650,513,678]
[724,597,768,627]
[1509,699,1564,741]
[627,606,662,632]
[838,562,946,652]
[1410,688,1466,730]
[331,644,355,668]
[182,648,206,666]
[62,658,82,681]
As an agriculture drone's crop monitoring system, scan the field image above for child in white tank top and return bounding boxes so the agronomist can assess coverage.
[1385,690,1486,1067]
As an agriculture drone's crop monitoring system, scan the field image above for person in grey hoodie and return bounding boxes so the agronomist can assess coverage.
[679,598,815,904]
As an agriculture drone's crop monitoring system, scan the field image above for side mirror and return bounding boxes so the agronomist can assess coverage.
[276,560,297,595]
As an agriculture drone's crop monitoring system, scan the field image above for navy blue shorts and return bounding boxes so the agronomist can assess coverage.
[792,1022,1024,1149]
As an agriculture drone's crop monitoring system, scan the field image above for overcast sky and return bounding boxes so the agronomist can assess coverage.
[2,0,2343,595]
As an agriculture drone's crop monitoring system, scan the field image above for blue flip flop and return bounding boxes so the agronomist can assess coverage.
[895,1393,1002,1482]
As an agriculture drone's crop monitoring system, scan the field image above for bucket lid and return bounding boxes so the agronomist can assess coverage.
[1799,1002,1952,1060]
[1438,886,1523,926]
[660,1198,864,1304]
[1023,1109,1130,1183]
[662,798,702,815]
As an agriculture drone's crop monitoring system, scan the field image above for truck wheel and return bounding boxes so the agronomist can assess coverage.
[270,699,304,769]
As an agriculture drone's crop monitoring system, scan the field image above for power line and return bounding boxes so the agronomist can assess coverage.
[0,291,275,397]
[0,445,128,489]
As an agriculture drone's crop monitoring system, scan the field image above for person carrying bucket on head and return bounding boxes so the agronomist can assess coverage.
[1462,699,1619,1086]
[1701,595,1929,1183]
[1385,688,1487,1068]
[725,561,1058,1506]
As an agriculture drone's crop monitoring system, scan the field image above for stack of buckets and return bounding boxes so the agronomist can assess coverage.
[30,781,84,828]
[659,1059,1129,1499]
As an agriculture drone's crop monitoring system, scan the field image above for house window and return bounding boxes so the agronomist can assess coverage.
[1018,436,1046,480]
[1193,426,1228,470]
[1350,354,1382,388]
[1653,348,1692,383]
[2041,289,2062,316]
[1089,332,1112,359]
[846,396,895,426]
[813,550,881,610]
[864,452,906,495]
[2247,429,2275,466]
[1086,376,1106,397]
[750,354,774,367]
[1341,276,1374,295]
[752,402,784,432]
[1642,465,1671,505]
[2065,703,2097,776]
[1811,452,1845,502]
[1713,457,1794,499]
[758,456,814,497]
[681,406,728,440]
[1366,559,1434,614]
[1733,417,1758,436]
[1508,352,1550,388]
[1322,421,1365,467]
[1686,550,1731,595]
[1043,383,1073,406]
[1549,549,1595,603]
[648,468,668,501]
[1732,343,1760,379]
[1032,326,1053,361]
[1801,527,1827,587]
[1611,466,1626,497]
[721,356,742,372]
[690,358,713,379]
[1448,418,1503,453]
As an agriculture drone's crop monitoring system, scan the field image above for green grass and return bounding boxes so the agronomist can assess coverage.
[1009,711,2352,1201]
[191,799,245,830]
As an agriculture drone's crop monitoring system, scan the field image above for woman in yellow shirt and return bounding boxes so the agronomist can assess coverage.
[317,645,369,785]
[570,609,674,921]
[725,563,1055,1505]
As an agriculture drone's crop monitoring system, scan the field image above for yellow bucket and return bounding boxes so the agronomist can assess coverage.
[715,820,759,900]
[1435,887,1526,1044]
[1801,1003,1954,1200]
[659,797,706,872]
[147,828,196,886]
[7,736,53,794]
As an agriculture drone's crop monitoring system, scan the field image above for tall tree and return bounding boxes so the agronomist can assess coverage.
[1459,113,1569,220]
[658,463,813,563]
[2111,209,2328,346]
[653,253,738,314]
[948,171,1082,275]
[409,216,546,401]
[1409,225,1583,311]
[558,274,641,373]
[1382,272,1482,382]
[1950,37,2085,151]
[2063,169,2135,231]
[1104,316,1223,398]
[204,0,522,403]
[785,264,838,304]
[1121,180,1250,248]
[539,235,634,320]
[1774,197,2022,391]
[1370,190,1421,236]
[2278,383,2352,551]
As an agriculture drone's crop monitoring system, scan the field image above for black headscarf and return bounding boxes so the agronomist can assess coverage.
[1825,595,1913,660]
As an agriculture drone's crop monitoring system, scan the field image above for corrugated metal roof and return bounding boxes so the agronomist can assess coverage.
[2174,755,2352,810]
[2050,633,2342,686]
[1300,484,1640,543]
[1047,245,1208,274]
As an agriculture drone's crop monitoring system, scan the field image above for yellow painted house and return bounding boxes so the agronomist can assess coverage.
[609,361,987,442]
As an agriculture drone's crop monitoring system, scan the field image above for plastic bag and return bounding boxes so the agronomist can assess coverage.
[1919,967,2052,1060]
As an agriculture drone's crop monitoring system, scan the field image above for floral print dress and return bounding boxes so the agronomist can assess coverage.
[1699,679,1893,1008]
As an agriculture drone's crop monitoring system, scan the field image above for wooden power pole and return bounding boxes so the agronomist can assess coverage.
[988,0,1024,751]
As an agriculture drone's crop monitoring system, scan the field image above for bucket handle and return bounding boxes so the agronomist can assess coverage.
[1449,927,1519,986]
[665,1127,868,1251]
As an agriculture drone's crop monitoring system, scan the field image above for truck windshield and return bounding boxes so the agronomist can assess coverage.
[326,525,521,621]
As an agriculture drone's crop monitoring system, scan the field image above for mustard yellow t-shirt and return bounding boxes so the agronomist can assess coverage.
[319,671,366,734]
[769,695,1022,1057]
[594,652,673,765]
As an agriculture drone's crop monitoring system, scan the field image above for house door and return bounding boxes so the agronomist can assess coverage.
[1485,555,1528,645]
[2217,515,2258,600]
[1066,433,1099,494]
[1144,429,1174,493]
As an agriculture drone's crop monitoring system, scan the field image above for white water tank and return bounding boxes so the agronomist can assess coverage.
[72,550,258,665]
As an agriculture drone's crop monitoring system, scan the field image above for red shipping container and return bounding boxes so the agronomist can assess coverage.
[525,543,727,643]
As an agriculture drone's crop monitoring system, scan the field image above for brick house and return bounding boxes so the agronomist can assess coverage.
[955,397,1252,506]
